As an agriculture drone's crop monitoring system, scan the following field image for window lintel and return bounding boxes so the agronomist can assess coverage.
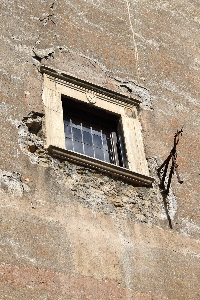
[40,65,141,107]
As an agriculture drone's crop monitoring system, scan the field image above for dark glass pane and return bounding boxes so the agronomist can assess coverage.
[84,144,94,158]
[93,134,102,148]
[102,133,109,151]
[74,140,84,154]
[94,147,104,161]
[65,138,73,151]
[72,127,82,142]
[64,125,72,139]
[83,131,92,145]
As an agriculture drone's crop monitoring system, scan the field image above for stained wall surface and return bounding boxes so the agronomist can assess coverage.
[0,0,200,299]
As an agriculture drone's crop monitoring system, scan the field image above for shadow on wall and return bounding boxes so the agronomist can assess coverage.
[157,128,184,229]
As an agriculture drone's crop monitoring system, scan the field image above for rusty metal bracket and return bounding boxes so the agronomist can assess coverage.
[158,128,184,194]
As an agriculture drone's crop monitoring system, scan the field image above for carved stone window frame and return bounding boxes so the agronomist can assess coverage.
[41,66,153,186]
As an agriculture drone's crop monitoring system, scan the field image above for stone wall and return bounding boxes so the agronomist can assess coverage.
[0,0,200,299]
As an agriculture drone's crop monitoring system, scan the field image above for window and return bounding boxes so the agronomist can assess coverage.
[62,96,126,167]
[41,66,153,186]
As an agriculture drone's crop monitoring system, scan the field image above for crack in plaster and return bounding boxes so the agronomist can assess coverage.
[125,0,139,84]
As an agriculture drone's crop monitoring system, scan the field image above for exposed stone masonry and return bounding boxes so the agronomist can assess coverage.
[16,112,176,227]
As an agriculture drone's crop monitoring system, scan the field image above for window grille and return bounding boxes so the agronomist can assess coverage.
[62,96,125,167]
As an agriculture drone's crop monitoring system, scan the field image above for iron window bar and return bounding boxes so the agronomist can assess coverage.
[62,96,126,168]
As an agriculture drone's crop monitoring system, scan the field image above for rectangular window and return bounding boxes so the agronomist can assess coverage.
[62,96,126,168]
[41,67,153,185]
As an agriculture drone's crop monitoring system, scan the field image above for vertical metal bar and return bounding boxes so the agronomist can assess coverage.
[80,122,84,155]
[92,127,95,158]
[100,130,105,162]
[110,132,119,166]
[70,119,75,151]
[118,135,125,168]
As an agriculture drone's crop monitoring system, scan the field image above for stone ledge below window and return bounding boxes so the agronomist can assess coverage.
[48,145,154,187]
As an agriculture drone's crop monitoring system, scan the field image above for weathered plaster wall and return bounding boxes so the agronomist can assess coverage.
[0,0,200,299]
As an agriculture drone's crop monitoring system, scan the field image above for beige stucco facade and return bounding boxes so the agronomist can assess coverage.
[0,0,200,299]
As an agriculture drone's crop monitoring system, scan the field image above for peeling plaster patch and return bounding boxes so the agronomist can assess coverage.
[18,112,45,162]
[18,112,54,167]
[14,44,33,55]
[0,170,29,196]
[114,77,152,110]
[32,47,55,61]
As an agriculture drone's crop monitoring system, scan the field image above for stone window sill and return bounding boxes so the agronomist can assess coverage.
[48,145,154,186]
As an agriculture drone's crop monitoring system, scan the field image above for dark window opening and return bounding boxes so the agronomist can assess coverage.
[62,96,127,168]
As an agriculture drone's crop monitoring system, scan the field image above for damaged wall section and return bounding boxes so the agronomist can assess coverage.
[1,0,200,299]
[17,110,177,227]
